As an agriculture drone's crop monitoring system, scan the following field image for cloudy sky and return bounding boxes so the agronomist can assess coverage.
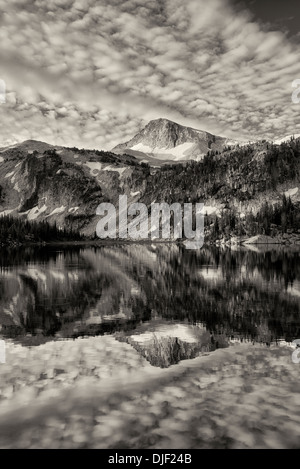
[0,0,299,150]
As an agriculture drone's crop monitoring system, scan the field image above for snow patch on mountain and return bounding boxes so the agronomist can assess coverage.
[84,162,103,173]
[68,207,79,213]
[273,134,300,145]
[203,206,220,216]
[102,165,127,176]
[14,182,20,192]
[47,206,66,217]
[0,209,14,217]
[131,141,195,160]
[28,205,48,220]
[284,187,298,197]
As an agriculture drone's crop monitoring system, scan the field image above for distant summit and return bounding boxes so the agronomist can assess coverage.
[112,118,240,164]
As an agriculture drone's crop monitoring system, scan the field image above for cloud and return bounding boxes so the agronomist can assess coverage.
[0,0,299,149]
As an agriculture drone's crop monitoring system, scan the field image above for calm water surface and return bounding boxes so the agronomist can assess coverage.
[0,243,300,367]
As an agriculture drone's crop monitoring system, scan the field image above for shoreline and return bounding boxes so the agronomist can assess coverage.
[1,237,300,249]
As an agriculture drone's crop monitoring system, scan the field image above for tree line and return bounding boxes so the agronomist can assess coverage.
[208,194,299,240]
[0,215,83,245]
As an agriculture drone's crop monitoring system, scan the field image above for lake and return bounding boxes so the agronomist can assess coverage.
[1,243,299,367]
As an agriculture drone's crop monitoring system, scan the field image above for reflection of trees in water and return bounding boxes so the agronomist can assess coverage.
[0,245,300,344]
[131,246,300,344]
[2,273,110,338]
[15,273,147,338]
[206,247,300,288]
[0,246,151,342]
[0,245,84,268]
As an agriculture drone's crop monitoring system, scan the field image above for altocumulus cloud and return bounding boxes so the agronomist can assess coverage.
[0,0,299,149]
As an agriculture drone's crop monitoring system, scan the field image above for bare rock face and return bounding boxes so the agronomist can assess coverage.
[0,142,140,236]
[0,139,155,237]
[112,118,229,163]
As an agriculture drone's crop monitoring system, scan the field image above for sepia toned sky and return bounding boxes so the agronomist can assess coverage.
[0,0,299,149]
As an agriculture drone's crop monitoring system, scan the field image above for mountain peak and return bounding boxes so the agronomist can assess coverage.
[146,118,177,126]
[3,139,59,154]
[145,118,201,134]
[148,117,172,123]
[112,118,226,164]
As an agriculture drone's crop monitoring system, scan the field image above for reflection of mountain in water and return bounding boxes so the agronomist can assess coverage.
[0,247,149,341]
[0,245,300,353]
[116,319,229,368]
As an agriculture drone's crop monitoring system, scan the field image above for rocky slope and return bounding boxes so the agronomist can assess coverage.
[0,141,147,236]
[112,118,241,164]
[0,129,300,240]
